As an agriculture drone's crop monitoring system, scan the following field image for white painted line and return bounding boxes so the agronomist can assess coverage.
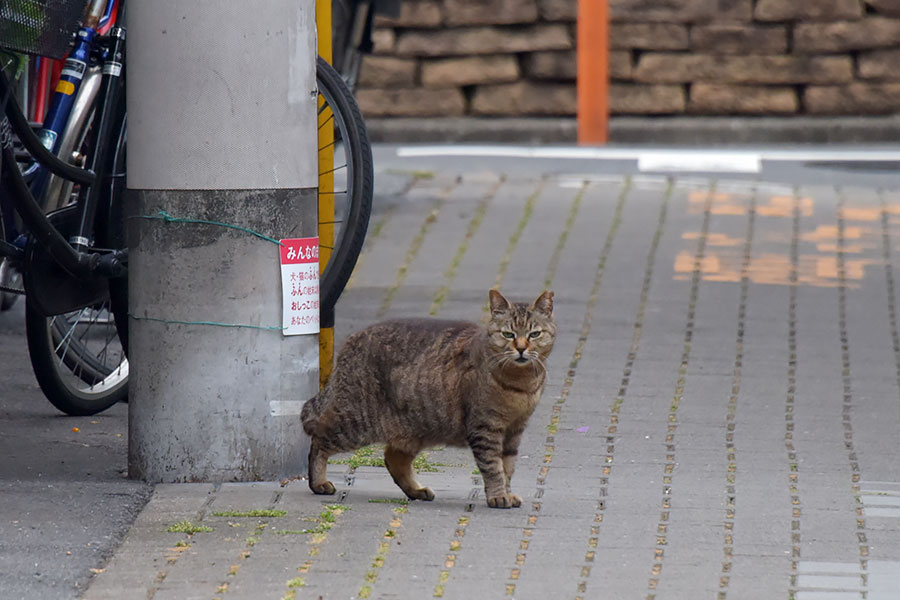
[861,495,900,506]
[868,561,900,600]
[397,145,638,160]
[861,481,900,491]
[863,507,900,517]
[396,144,900,163]
[796,592,864,600]
[637,152,761,173]
[798,562,861,574]
[269,400,305,417]
[797,574,863,590]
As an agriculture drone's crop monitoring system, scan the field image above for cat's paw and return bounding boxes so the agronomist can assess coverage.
[310,480,336,495]
[487,493,520,509]
[407,486,435,501]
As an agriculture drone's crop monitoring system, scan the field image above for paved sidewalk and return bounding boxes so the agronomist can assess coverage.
[83,164,900,599]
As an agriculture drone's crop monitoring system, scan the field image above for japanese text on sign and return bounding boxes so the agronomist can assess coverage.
[280,237,319,336]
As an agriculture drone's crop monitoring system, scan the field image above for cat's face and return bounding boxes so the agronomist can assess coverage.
[486,290,556,371]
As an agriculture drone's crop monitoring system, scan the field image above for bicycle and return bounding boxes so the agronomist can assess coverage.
[331,0,400,92]
[1,0,373,415]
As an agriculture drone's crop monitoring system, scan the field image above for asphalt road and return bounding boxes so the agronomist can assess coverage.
[0,299,152,599]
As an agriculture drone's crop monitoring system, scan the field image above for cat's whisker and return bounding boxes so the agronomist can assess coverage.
[486,354,507,369]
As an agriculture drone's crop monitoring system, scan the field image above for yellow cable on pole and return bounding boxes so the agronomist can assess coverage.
[317,0,335,387]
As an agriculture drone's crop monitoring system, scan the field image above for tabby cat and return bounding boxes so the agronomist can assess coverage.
[300,289,556,508]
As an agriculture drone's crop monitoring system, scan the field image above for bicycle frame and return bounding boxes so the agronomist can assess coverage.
[0,0,127,289]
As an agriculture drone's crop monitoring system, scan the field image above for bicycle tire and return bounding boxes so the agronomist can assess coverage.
[25,299,128,416]
[316,56,373,318]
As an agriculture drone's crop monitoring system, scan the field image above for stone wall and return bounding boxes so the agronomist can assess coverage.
[356,0,900,118]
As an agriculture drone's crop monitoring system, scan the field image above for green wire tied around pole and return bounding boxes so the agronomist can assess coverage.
[129,211,290,331]
[129,315,286,332]
[135,210,285,246]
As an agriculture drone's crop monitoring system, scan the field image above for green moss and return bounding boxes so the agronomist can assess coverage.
[166,520,212,534]
[330,445,386,468]
[212,509,286,518]
[368,498,409,505]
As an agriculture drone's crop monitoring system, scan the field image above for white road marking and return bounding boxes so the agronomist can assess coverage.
[637,152,761,173]
[794,560,900,599]
[396,144,900,173]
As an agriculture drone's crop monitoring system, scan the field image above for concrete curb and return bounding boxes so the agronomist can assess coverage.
[366,115,900,145]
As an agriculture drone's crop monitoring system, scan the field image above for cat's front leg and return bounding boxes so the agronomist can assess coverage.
[501,428,524,507]
[468,430,521,509]
[308,440,336,495]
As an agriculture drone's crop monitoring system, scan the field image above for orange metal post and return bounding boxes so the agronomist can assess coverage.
[577,0,609,144]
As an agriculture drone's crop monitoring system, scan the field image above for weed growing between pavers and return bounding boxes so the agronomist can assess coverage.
[166,520,212,534]
[434,516,470,597]
[244,520,268,546]
[357,503,406,599]
[715,187,756,597]
[430,176,504,316]
[272,504,350,535]
[368,497,409,505]
[542,181,586,290]
[211,509,287,518]
[211,520,269,597]
[501,177,632,599]
[329,444,450,472]
[385,168,435,180]
[483,177,545,317]
[379,186,452,317]
[277,505,351,599]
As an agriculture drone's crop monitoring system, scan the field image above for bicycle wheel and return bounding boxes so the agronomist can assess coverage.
[25,299,128,415]
[317,56,373,317]
[23,76,129,416]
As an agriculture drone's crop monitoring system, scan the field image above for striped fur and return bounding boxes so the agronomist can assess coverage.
[300,290,556,508]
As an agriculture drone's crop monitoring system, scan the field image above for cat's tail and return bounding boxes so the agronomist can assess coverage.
[300,395,320,436]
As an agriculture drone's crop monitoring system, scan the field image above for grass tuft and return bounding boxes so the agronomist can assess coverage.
[166,520,212,534]
[212,509,286,518]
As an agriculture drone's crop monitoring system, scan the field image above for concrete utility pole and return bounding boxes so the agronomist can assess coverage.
[126,1,319,481]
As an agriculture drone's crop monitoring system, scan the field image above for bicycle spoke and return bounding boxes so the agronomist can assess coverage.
[318,113,335,130]
[53,313,80,373]
[318,219,346,226]
[319,139,338,152]
[76,308,101,345]
[52,311,81,356]
[320,163,348,177]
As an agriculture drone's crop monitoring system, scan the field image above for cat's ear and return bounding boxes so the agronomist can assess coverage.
[531,290,554,316]
[489,289,512,317]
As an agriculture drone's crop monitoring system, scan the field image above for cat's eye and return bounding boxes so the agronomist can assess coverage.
[528,330,542,339]
[501,331,515,339]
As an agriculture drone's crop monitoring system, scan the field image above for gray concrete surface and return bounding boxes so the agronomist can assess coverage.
[0,301,151,599]
[4,146,900,599]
